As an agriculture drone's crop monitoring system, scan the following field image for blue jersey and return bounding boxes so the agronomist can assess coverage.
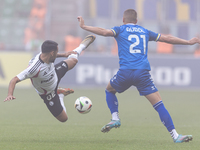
[111,24,160,70]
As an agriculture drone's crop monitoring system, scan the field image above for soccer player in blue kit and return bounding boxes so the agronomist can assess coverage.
[77,9,200,143]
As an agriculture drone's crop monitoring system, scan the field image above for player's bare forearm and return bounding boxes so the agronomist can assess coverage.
[83,25,113,36]
[159,34,200,45]
[77,16,114,37]
[4,76,20,102]
[57,53,66,57]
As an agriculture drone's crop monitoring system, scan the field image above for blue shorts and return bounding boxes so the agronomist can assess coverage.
[110,69,158,96]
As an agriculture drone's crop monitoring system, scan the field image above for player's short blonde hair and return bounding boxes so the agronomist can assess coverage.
[123,9,137,23]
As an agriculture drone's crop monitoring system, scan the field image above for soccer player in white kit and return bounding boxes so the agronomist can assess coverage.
[4,35,95,122]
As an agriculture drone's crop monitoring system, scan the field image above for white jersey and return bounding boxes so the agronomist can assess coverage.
[17,53,58,95]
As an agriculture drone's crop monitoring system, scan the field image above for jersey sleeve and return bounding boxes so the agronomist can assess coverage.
[17,68,31,81]
[16,64,39,81]
[111,26,120,37]
[148,30,161,41]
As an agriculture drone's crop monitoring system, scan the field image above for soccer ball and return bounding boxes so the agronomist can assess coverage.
[74,96,92,114]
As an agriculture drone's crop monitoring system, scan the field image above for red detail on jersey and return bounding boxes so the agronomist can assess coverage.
[32,68,41,78]
[41,88,47,95]
[30,78,33,84]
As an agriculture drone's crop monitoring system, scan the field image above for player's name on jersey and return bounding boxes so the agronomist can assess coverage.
[126,27,145,33]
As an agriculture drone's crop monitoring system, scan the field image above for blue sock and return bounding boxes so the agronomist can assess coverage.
[105,90,118,114]
[153,101,175,132]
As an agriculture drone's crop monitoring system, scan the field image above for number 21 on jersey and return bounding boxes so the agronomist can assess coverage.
[128,35,146,54]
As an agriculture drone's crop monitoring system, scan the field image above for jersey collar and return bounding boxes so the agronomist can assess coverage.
[39,54,44,63]
[126,23,136,25]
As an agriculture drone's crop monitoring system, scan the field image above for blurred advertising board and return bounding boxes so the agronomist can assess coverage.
[1,52,199,89]
[0,52,32,87]
[56,55,200,89]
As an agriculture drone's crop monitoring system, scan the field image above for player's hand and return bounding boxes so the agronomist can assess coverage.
[4,95,16,102]
[188,37,200,45]
[57,51,77,58]
[77,16,85,28]
[65,51,77,57]
[64,51,77,57]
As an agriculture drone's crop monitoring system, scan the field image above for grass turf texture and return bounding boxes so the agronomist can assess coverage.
[0,87,200,150]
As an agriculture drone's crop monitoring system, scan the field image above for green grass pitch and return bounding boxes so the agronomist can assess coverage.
[0,87,200,150]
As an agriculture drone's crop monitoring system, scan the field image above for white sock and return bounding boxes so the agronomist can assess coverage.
[73,44,86,55]
[68,53,78,60]
[112,112,119,121]
[68,44,86,59]
[170,129,179,140]
[58,94,67,113]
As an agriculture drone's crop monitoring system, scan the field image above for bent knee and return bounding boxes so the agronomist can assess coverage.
[57,116,68,122]
[65,58,78,70]
[56,110,68,122]
[59,117,68,122]
[106,84,116,94]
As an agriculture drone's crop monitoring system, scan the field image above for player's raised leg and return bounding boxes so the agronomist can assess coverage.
[55,35,95,123]
[101,82,121,133]
[145,91,193,143]
[65,35,96,70]
[55,88,74,122]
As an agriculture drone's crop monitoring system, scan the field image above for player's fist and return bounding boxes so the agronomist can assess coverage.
[188,37,200,45]
[65,51,77,57]
[77,16,85,28]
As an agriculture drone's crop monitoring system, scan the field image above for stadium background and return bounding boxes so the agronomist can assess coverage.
[0,0,200,89]
[1,1,200,150]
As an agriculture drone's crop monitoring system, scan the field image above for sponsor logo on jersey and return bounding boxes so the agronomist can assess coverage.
[41,74,54,84]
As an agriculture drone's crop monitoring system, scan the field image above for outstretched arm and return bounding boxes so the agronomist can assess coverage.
[158,34,200,45]
[77,16,114,37]
[4,76,20,102]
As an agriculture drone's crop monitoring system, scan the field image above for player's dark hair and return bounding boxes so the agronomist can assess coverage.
[41,40,58,53]
[123,9,137,23]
